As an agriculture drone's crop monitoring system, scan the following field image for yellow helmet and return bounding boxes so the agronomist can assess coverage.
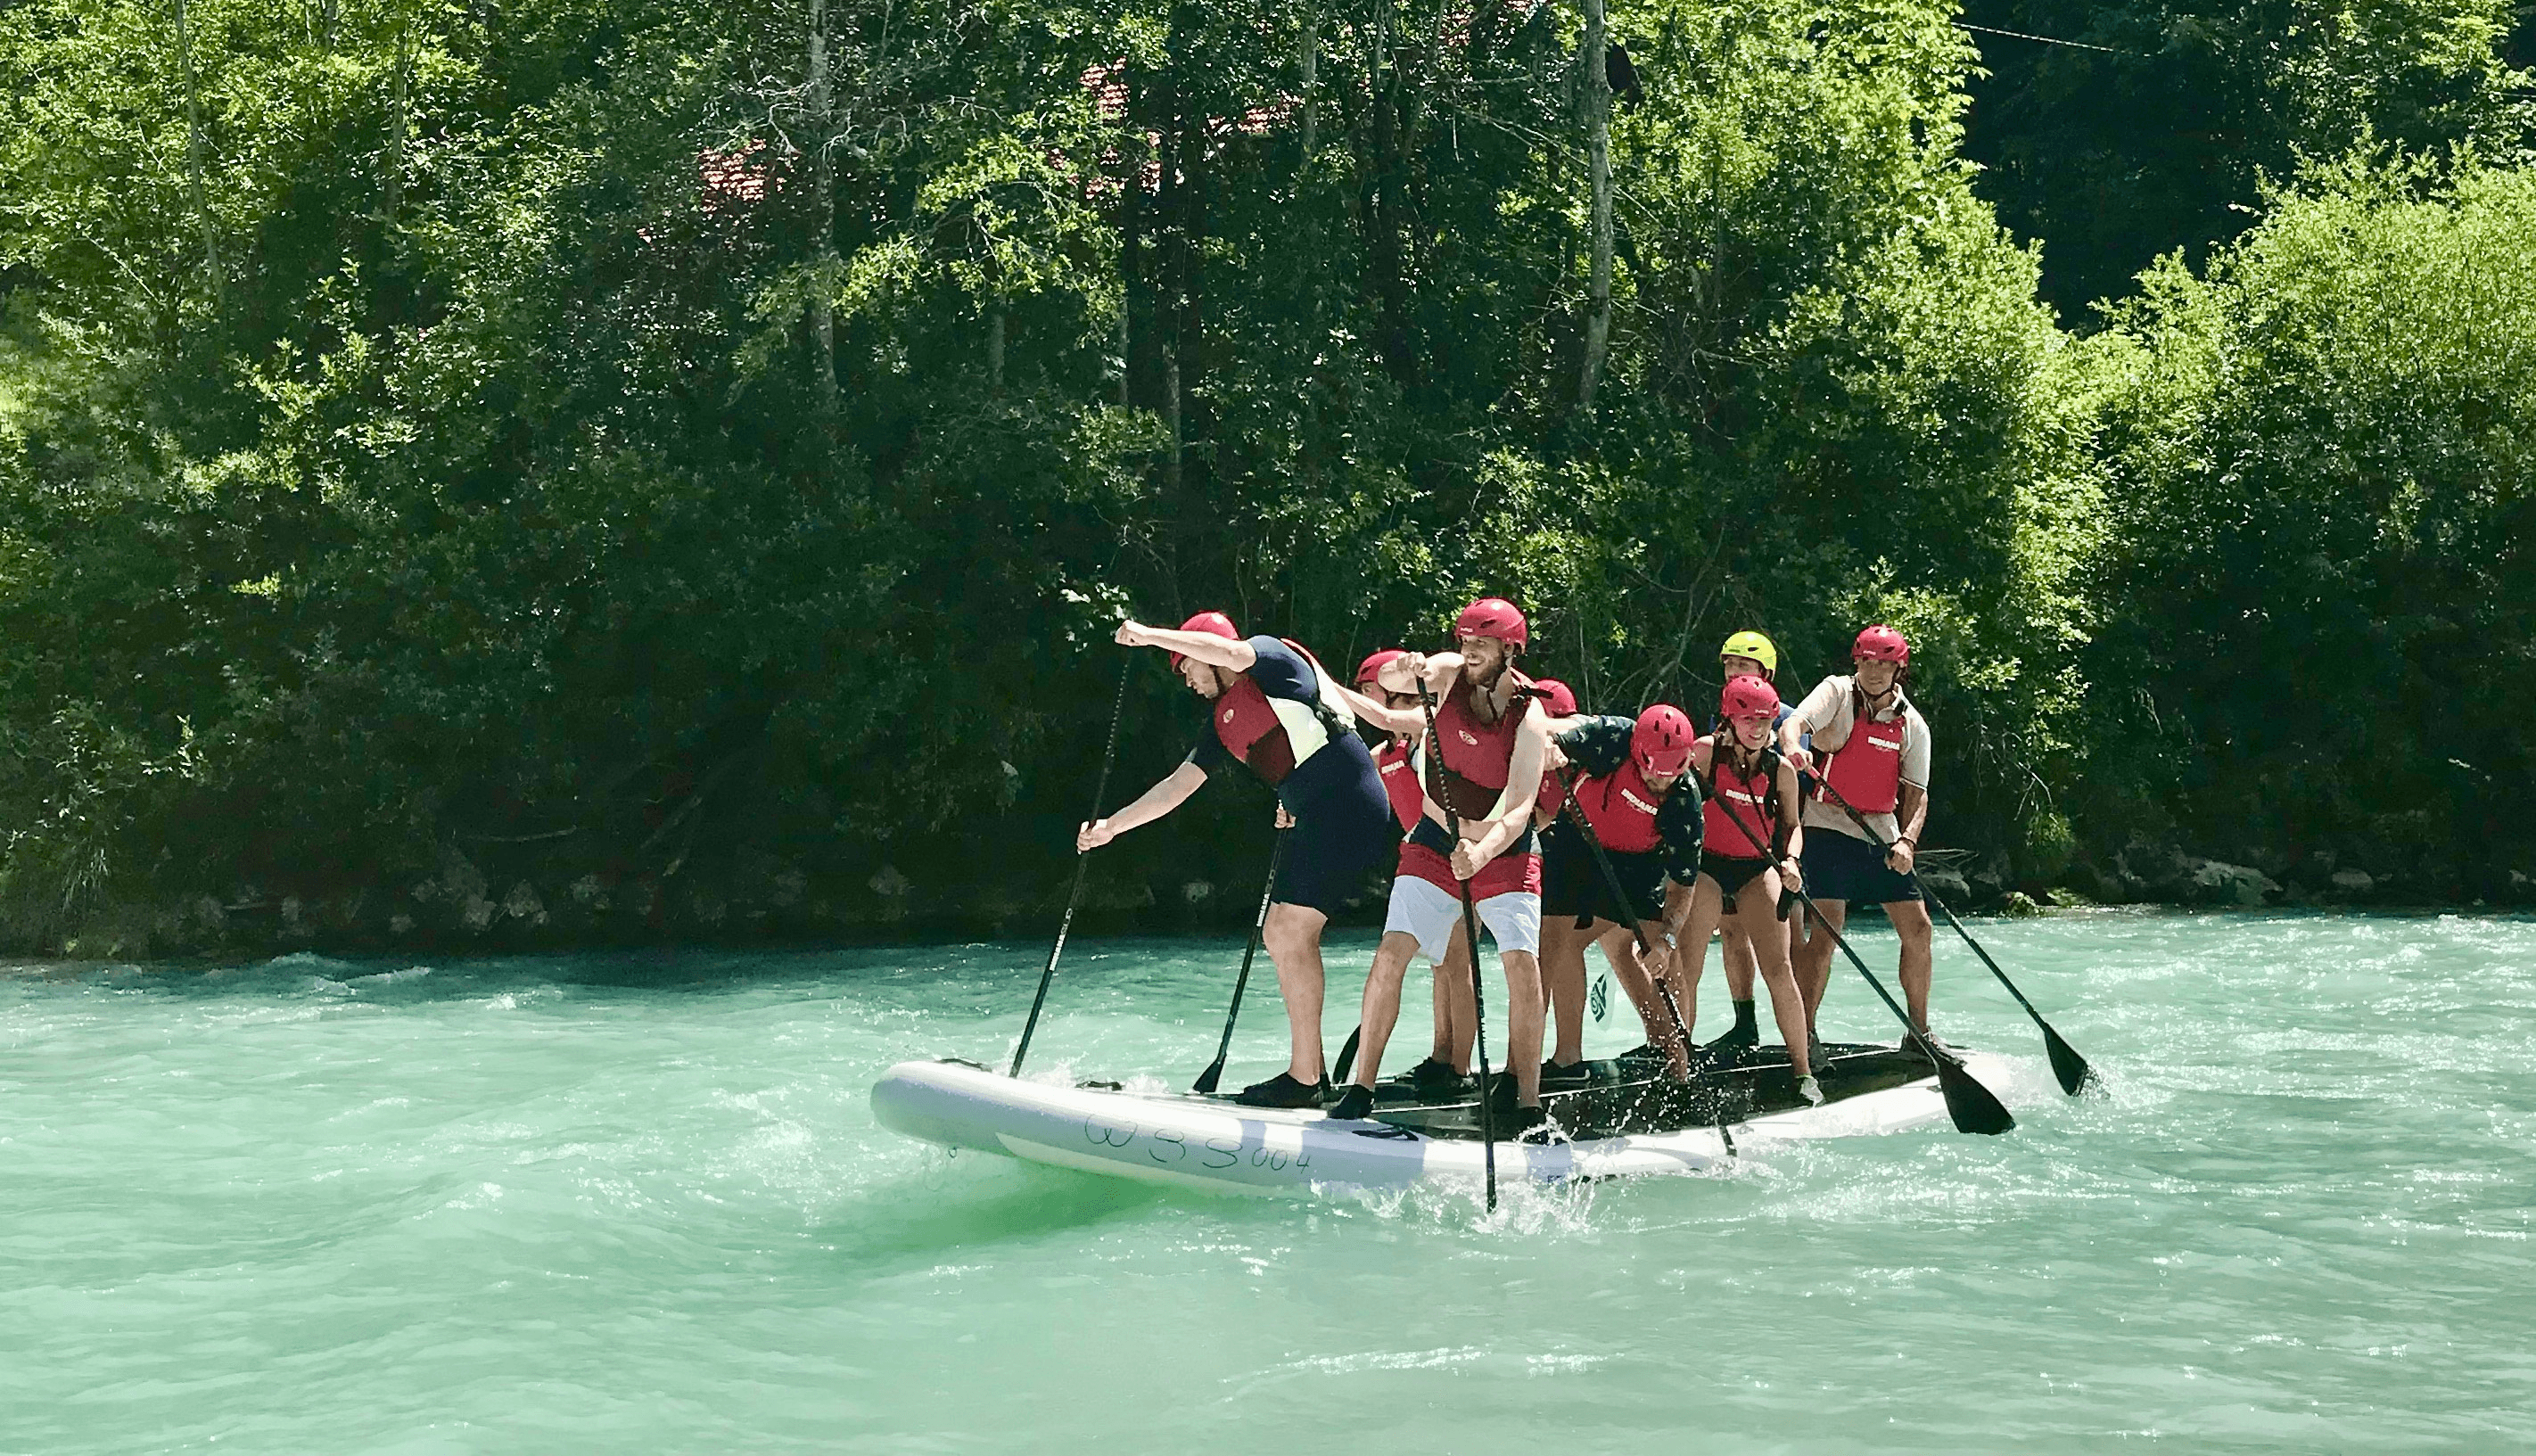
[1718,629,1778,674]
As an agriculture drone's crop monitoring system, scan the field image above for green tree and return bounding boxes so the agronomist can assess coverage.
[2086,151,2536,896]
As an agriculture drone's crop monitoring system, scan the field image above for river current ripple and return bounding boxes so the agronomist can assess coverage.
[4,911,2530,1453]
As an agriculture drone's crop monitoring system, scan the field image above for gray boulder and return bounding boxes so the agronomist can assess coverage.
[2188,859,2282,907]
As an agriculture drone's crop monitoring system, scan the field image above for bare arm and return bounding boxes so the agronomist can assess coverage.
[1379,650,1465,699]
[1116,621,1256,671]
[1077,761,1207,850]
[1889,782,1927,873]
[1640,877,1699,977]
[1330,679,1422,736]
[1466,701,1550,866]
[1775,760,1806,887]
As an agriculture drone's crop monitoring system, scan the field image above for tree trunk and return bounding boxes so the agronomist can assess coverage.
[383,12,408,223]
[808,0,838,412]
[1579,0,1612,410]
[174,0,223,297]
[987,308,1006,391]
[1297,6,1318,176]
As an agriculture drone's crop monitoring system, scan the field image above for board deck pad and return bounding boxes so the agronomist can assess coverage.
[1180,1041,1936,1140]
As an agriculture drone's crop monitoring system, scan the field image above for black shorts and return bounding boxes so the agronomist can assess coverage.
[1801,827,1923,906]
[1542,822,1664,925]
[1272,755,1397,916]
[1700,851,1775,913]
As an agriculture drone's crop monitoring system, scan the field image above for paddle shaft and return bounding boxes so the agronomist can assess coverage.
[1192,828,1288,1093]
[1009,654,1134,1079]
[1420,688,1498,1212]
[1555,765,1730,1154]
[1813,777,2095,1093]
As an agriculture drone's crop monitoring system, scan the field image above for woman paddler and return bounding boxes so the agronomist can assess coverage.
[1664,675,1822,1104]
[1081,613,1394,1107]
[1536,703,1703,1082]
[1329,597,1555,1132]
[1706,629,1797,1057]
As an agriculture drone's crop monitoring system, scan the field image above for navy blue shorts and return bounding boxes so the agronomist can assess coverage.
[1801,827,1923,906]
[1541,822,1662,925]
[1272,757,1396,916]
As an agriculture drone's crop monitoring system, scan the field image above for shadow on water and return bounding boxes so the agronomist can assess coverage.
[822,1159,1178,1271]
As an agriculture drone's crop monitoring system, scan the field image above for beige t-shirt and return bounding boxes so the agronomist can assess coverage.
[1789,675,1930,844]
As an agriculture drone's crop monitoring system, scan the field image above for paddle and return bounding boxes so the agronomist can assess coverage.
[1332,1024,1362,1085]
[1813,778,2098,1096]
[1008,653,1135,1079]
[1705,745,2014,1135]
[1554,763,1733,1156]
[1418,687,1500,1211]
[1190,828,1289,1094]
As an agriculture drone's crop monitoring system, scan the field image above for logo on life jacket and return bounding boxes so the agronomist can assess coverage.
[1458,730,1478,745]
[1621,789,1659,816]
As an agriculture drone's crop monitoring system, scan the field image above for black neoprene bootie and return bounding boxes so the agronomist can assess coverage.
[1234,1072,1326,1109]
[1326,1083,1377,1121]
[1540,1059,1593,1089]
[1702,1000,1760,1055]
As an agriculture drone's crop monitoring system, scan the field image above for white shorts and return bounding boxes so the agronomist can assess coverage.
[1382,875,1543,963]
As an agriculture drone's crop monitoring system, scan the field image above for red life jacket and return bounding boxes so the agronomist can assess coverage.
[1818,684,1908,815]
[1210,638,1351,789]
[1424,669,1537,820]
[1701,740,1783,861]
[1573,763,1664,854]
[1373,740,1423,833]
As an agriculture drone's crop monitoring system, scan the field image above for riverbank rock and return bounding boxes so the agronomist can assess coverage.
[2188,859,2283,907]
[2331,868,2375,894]
[1919,865,1972,902]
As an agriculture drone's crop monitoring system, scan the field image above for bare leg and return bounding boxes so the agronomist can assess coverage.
[1736,871,1811,1077]
[1345,931,1424,1090]
[1889,899,1936,1032]
[1722,922,1757,1004]
[1438,928,1476,1073]
[1539,916,1593,1065]
[1428,949,1451,1064]
[1796,897,1848,1027]
[1262,903,1330,1082]
[1500,950,1545,1106]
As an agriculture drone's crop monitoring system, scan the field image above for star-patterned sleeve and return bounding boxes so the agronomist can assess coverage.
[1658,769,1704,884]
[1552,715,1635,779]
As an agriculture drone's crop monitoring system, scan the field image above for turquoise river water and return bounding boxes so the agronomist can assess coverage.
[4,911,2532,1453]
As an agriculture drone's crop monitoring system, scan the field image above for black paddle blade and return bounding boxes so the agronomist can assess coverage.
[1933,1055,2017,1136]
[2043,1023,2098,1097]
[1332,1026,1362,1086]
[1190,1057,1227,1096]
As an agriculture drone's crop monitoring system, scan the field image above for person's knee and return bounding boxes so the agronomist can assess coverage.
[1891,905,1934,945]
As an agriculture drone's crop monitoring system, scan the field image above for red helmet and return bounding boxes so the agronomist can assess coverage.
[1169,611,1240,669]
[1719,675,1780,722]
[1631,704,1695,776]
[1453,596,1527,651]
[1532,678,1577,718]
[1853,624,1910,664]
[1355,648,1405,687]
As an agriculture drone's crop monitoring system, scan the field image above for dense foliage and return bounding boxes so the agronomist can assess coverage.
[1957,0,2532,315]
[2082,153,2536,901]
[0,0,2527,952]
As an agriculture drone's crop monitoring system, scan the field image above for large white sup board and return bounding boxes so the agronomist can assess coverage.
[870,1053,2013,1198]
